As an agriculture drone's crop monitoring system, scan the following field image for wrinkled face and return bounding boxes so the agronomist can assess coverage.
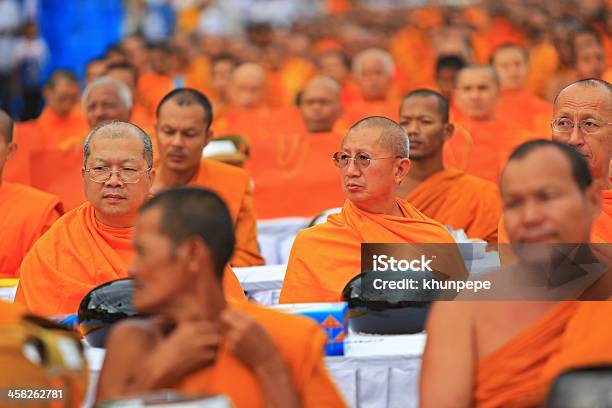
[552,85,612,180]
[229,74,266,109]
[317,53,349,83]
[130,207,190,314]
[85,84,131,129]
[356,57,392,100]
[156,101,211,173]
[299,84,342,133]
[211,60,235,97]
[339,127,407,210]
[455,68,499,120]
[44,79,80,117]
[82,133,153,226]
[575,44,606,79]
[493,48,529,90]
[502,147,598,245]
[435,67,460,100]
[399,96,451,160]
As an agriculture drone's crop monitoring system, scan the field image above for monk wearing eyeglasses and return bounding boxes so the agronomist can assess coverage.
[14,120,246,316]
[279,116,467,304]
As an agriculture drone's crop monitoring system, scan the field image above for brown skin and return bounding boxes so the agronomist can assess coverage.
[153,101,214,192]
[96,207,299,407]
[420,146,601,408]
[0,128,16,186]
[455,67,500,121]
[397,95,454,196]
[84,83,131,129]
[228,63,267,109]
[43,77,80,117]
[299,77,343,133]
[354,55,392,101]
[492,47,529,91]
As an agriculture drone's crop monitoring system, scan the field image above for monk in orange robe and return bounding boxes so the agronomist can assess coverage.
[105,62,154,129]
[280,117,467,304]
[315,49,361,105]
[421,140,612,408]
[0,300,24,324]
[96,188,346,408]
[137,42,175,113]
[15,121,245,316]
[397,90,501,243]
[448,64,537,183]
[250,76,346,219]
[339,48,402,132]
[152,88,263,267]
[491,44,553,137]
[0,109,63,278]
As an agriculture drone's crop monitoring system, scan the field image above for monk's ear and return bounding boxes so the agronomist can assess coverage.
[395,157,410,183]
[443,123,454,142]
[204,129,214,146]
[6,142,16,160]
[183,236,211,276]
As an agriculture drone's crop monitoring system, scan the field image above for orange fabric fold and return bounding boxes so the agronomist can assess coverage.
[0,182,63,278]
[187,159,264,267]
[14,202,246,316]
[279,198,463,303]
[405,168,501,243]
[497,89,553,137]
[178,301,346,408]
[0,300,24,324]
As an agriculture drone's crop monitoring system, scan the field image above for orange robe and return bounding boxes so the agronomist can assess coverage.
[137,72,173,116]
[0,182,63,278]
[185,159,264,267]
[0,300,24,324]
[405,168,501,243]
[446,110,537,183]
[249,118,345,219]
[279,198,465,303]
[525,41,559,98]
[178,301,346,407]
[475,301,612,407]
[14,202,245,316]
[337,98,401,134]
[497,89,553,137]
[19,107,89,150]
[267,57,316,107]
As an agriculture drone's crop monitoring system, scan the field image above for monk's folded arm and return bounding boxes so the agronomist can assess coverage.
[419,302,475,408]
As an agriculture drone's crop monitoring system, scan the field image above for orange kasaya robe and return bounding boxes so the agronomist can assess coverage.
[0,300,24,324]
[0,182,63,278]
[267,57,316,107]
[14,202,246,316]
[475,301,612,407]
[336,98,401,134]
[389,25,436,92]
[525,41,559,99]
[405,168,501,243]
[26,107,89,150]
[138,72,174,115]
[130,103,154,130]
[279,198,466,304]
[212,106,276,142]
[184,159,264,267]
[178,301,346,408]
[471,17,526,63]
[249,119,345,219]
[446,109,538,183]
[497,89,553,137]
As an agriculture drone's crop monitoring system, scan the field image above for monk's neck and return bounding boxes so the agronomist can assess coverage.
[596,176,612,190]
[156,164,200,190]
[168,282,227,323]
[356,199,404,217]
[399,156,444,196]
[94,210,135,229]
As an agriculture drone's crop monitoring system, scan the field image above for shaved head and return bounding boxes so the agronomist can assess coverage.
[83,120,153,168]
[232,62,266,84]
[455,64,500,120]
[457,64,500,87]
[299,76,342,132]
[0,109,13,144]
[229,63,267,109]
[553,79,612,108]
[347,116,409,158]
[302,75,341,98]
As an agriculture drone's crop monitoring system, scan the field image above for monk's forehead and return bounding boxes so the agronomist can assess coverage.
[494,47,527,62]
[502,147,574,189]
[342,126,386,149]
[90,127,144,147]
[302,82,339,99]
[400,95,440,116]
[457,67,497,85]
[554,84,612,115]
[88,84,120,99]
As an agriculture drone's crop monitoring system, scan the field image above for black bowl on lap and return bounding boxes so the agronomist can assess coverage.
[341,269,442,335]
[78,278,140,348]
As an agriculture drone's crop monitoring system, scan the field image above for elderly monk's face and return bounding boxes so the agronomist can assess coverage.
[130,207,188,314]
[156,101,211,173]
[83,133,153,226]
[44,78,80,117]
[552,85,612,180]
[356,57,392,100]
[455,68,499,121]
[501,147,599,244]
[85,84,131,129]
[493,48,528,90]
[399,96,452,160]
[300,84,342,133]
[340,127,406,208]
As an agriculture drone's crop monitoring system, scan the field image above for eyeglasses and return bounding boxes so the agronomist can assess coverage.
[551,118,612,134]
[85,166,151,184]
[332,152,403,169]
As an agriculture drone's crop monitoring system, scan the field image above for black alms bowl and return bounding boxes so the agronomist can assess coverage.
[78,278,140,348]
[341,270,442,335]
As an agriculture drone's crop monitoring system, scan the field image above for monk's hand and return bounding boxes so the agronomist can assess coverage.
[221,309,299,408]
[145,321,221,388]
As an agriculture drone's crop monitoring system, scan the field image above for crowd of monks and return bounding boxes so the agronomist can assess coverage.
[1,1,612,406]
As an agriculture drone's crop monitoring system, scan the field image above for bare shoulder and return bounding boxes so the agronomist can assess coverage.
[106,317,164,349]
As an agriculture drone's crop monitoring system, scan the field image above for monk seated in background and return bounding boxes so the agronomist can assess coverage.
[0,109,63,278]
[397,90,501,243]
[250,76,346,219]
[280,116,465,304]
[14,121,245,316]
[421,140,612,408]
[491,44,552,136]
[447,64,536,182]
[96,187,346,408]
[339,48,401,131]
[105,62,154,129]
[315,49,360,106]
[152,88,263,267]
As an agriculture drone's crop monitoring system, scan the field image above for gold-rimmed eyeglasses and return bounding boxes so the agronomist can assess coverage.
[85,166,152,184]
[551,118,612,134]
[332,152,404,169]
